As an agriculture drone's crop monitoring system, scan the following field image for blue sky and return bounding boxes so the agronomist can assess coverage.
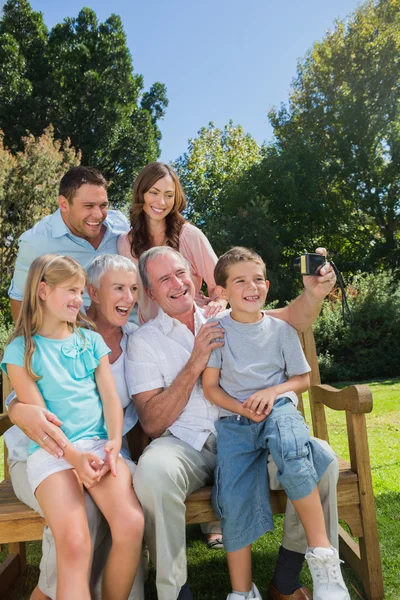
[27,0,362,163]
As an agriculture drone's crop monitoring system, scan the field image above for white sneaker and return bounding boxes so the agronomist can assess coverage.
[305,547,350,600]
[226,582,262,600]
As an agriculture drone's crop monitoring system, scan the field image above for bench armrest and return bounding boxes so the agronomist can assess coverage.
[310,384,373,414]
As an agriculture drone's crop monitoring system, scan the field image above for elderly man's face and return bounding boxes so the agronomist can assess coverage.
[146,253,195,318]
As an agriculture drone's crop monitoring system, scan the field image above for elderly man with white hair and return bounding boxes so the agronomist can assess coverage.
[126,246,340,600]
[6,254,145,600]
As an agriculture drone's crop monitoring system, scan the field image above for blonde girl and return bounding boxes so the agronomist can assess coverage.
[1,254,144,600]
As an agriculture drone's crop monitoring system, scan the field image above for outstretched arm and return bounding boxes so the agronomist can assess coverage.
[267,248,336,332]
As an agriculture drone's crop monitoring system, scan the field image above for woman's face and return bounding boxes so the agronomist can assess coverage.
[93,270,138,327]
[142,175,175,221]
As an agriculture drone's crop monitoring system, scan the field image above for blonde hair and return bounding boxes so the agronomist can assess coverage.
[8,254,94,381]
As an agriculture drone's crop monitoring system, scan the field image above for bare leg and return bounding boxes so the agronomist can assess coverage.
[35,471,92,600]
[89,457,144,600]
[226,545,253,592]
[291,487,331,548]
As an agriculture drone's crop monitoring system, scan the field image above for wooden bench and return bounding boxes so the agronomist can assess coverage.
[0,329,385,599]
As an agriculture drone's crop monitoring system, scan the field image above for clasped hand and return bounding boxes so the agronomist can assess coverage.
[71,439,120,489]
[241,387,277,422]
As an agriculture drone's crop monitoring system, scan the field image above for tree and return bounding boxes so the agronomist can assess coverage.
[0,1,168,206]
[268,0,400,272]
[0,126,80,317]
[174,122,262,229]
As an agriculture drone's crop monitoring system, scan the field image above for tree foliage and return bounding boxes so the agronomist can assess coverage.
[0,126,80,318]
[0,0,168,206]
[315,272,400,381]
[174,122,262,227]
[268,0,400,273]
[175,0,400,303]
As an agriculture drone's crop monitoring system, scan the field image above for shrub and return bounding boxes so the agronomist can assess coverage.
[314,271,400,382]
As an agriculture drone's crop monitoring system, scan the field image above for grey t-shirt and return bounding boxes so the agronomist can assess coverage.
[207,312,310,417]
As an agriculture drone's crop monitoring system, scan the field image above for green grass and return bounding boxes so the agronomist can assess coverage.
[1,378,400,599]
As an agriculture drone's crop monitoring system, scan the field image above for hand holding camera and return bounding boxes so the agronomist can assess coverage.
[294,248,352,324]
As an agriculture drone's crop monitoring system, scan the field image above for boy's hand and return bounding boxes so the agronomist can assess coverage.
[240,407,269,423]
[72,452,105,488]
[242,387,277,417]
[104,439,120,477]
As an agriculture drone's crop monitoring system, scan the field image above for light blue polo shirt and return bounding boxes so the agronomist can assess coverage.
[1,329,110,456]
[8,208,129,306]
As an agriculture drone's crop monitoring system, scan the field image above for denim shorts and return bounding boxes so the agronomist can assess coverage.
[212,397,334,552]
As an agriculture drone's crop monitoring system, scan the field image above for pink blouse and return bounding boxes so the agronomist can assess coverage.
[117,222,219,324]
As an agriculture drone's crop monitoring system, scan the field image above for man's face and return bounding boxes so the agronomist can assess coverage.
[58,184,108,241]
[146,253,195,318]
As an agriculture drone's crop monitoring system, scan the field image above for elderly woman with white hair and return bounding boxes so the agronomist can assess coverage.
[5,254,145,600]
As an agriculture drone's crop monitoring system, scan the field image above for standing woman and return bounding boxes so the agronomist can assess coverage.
[117,162,226,324]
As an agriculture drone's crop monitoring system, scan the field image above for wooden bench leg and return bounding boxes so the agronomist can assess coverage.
[0,542,27,596]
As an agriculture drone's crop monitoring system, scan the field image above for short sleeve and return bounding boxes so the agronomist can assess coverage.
[281,324,311,378]
[8,235,42,300]
[179,224,218,297]
[125,332,165,395]
[1,337,26,375]
[207,346,222,370]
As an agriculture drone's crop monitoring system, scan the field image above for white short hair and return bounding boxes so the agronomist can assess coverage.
[139,247,190,289]
[87,254,137,289]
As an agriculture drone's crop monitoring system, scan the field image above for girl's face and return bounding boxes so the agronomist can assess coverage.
[40,276,85,323]
[91,270,138,327]
[142,175,175,222]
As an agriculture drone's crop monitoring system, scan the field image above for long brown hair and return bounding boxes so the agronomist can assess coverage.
[129,162,186,258]
[7,254,94,381]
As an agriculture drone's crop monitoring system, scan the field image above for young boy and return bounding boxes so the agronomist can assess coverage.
[202,247,350,600]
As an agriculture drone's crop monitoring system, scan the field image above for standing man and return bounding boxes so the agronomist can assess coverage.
[126,246,339,600]
[9,165,128,321]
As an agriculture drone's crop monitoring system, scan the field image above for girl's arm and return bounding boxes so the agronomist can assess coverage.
[202,367,258,419]
[7,364,47,408]
[95,355,124,476]
[7,364,104,486]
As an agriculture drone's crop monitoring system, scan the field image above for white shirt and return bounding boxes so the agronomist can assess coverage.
[125,305,220,452]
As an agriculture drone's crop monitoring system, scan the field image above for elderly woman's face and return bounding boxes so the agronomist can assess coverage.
[94,270,138,326]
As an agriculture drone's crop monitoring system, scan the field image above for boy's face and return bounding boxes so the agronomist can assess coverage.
[219,261,269,316]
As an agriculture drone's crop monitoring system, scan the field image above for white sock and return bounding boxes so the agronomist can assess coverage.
[308,545,336,557]
[232,589,255,598]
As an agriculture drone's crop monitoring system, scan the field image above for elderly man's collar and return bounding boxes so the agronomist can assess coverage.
[156,304,206,335]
